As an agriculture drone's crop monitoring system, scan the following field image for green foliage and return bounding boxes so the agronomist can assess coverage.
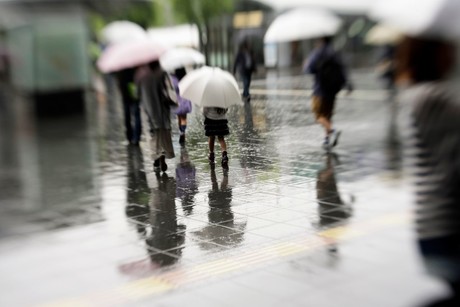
[171,0,234,24]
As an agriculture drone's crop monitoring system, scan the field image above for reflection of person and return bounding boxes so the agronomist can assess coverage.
[208,169,233,226]
[125,146,151,238]
[176,147,198,216]
[171,67,192,145]
[138,60,178,173]
[316,153,353,253]
[192,169,246,250]
[396,36,460,305]
[116,68,142,145]
[204,107,229,169]
[233,40,257,102]
[304,36,352,151]
[147,173,185,266]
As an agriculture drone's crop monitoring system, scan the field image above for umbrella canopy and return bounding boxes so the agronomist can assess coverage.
[365,24,404,45]
[264,8,342,43]
[101,21,147,45]
[179,66,243,108]
[369,0,460,40]
[97,40,167,73]
[160,47,205,71]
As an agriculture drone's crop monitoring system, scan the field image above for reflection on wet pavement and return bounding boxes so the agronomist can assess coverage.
[0,73,449,306]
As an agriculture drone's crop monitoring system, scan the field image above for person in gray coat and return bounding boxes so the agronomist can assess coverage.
[138,60,178,172]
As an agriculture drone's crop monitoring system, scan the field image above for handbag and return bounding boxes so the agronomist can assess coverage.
[159,72,178,107]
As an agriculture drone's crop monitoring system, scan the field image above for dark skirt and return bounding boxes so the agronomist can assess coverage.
[204,117,229,137]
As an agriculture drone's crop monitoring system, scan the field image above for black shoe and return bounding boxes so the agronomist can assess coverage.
[160,155,167,172]
[221,151,229,169]
[179,134,185,145]
[208,152,215,165]
[331,130,341,147]
[153,159,161,173]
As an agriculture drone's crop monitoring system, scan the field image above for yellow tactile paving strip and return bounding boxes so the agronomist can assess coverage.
[40,212,410,307]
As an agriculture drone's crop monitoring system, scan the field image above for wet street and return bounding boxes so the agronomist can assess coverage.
[0,71,449,306]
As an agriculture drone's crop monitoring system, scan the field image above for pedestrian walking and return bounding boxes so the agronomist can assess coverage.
[376,44,397,91]
[137,60,177,173]
[171,67,192,145]
[203,107,229,169]
[304,36,352,151]
[233,40,257,102]
[396,36,460,306]
[116,68,142,145]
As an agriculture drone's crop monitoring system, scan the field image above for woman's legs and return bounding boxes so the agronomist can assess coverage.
[178,115,187,144]
[208,136,216,163]
[218,136,229,169]
[217,136,227,152]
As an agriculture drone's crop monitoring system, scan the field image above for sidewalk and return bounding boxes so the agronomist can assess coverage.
[0,72,448,306]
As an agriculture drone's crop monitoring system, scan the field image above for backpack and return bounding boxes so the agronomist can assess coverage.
[316,52,346,95]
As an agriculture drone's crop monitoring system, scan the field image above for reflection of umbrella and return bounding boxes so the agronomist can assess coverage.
[101,21,147,45]
[370,0,460,40]
[179,66,242,108]
[97,40,167,73]
[264,8,341,43]
[365,24,404,45]
[160,47,205,71]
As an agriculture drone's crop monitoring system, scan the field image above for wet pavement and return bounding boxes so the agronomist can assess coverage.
[0,71,450,306]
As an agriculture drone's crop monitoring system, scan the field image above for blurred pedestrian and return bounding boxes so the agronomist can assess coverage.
[233,40,257,102]
[116,68,142,145]
[376,44,397,91]
[396,36,460,306]
[304,36,352,151]
[171,67,192,145]
[137,60,177,173]
[204,106,229,169]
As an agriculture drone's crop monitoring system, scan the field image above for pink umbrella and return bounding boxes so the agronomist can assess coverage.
[97,40,168,73]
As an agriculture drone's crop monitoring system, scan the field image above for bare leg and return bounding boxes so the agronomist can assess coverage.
[218,136,228,169]
[217,136,227,152]
[208,136,216,153]
[317,116,333,136]
[179,115,187,126]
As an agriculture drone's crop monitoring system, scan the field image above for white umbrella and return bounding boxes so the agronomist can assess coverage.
[259,0,373,14]
[101,21,147,45]
[365,24,404,45]
[179,66,242,108]
[97,40,167,73]
[369,0,460,40]
[264,8,342,43]
[160,47,205,71]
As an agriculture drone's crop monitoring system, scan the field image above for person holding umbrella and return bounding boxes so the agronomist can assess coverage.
[137,60,178,173]
[178,67,243,170]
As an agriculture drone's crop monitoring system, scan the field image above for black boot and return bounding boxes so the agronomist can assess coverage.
[221,151,229,169]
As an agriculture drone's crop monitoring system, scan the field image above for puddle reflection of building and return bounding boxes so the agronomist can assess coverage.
[0,106,101,235]
[175,147,198,216]
[192,169,246,250]
[315,153,353,256]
